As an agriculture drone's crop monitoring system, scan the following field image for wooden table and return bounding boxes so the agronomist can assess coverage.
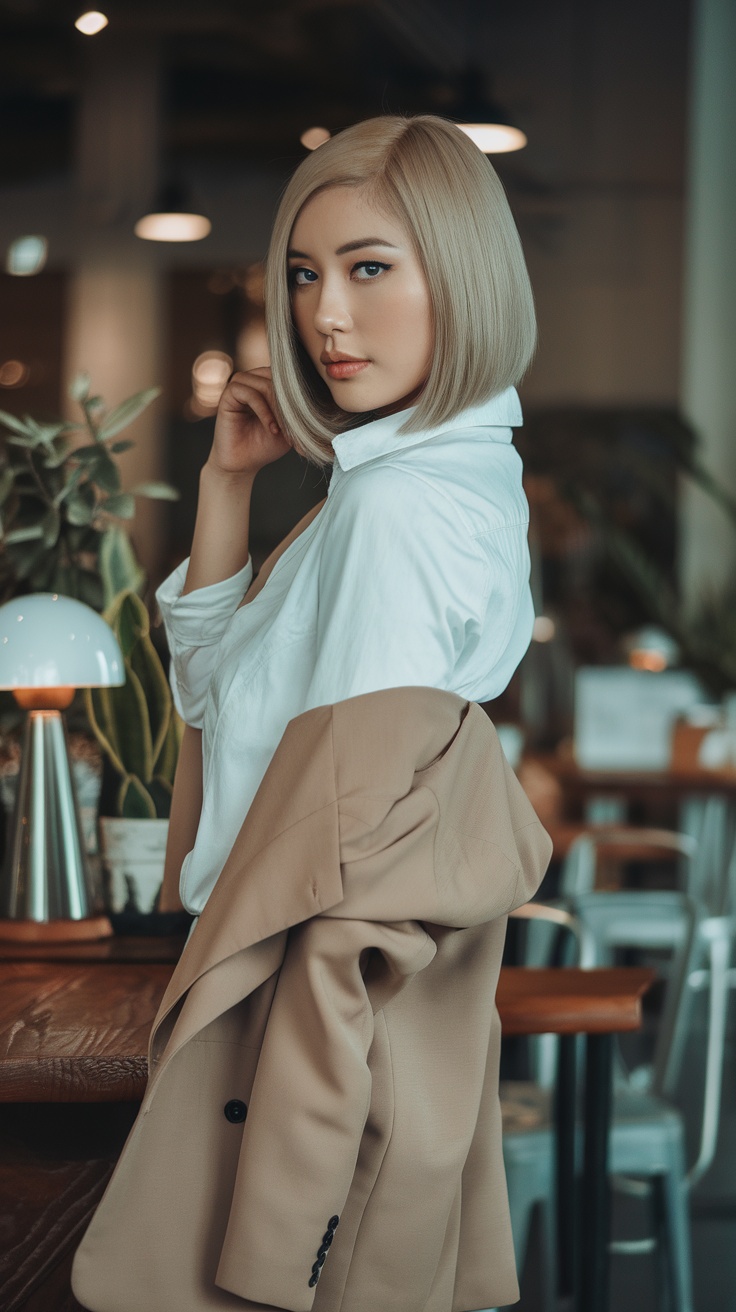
[0,948,654,1312]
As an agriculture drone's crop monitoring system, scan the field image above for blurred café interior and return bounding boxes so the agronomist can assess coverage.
[0,1,734,1310]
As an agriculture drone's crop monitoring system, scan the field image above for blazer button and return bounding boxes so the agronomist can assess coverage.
[223,1099,247,1124]
[308,1273,319,1287]
[321,1231,334,1246]
[311,1260,322,1274]
[327,1215,339,1230]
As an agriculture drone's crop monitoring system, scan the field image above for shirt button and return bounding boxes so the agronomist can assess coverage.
[308,1273,319,1287]
[328,1214,339,1230]
[223,1099,247,1123]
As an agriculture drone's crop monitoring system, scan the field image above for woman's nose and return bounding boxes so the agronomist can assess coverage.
[313,277,353,335]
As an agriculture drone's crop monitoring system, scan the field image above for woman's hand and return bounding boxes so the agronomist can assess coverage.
[208,366,293,478]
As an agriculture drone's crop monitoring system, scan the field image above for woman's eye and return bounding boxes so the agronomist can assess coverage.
[353,261,391,280]
[289,267,318,287]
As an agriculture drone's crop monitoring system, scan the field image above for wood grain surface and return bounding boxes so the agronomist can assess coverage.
[0,963,171,1102]
[1,1101,137,1312]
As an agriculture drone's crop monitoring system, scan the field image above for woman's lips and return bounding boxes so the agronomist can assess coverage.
[325,360,370,379]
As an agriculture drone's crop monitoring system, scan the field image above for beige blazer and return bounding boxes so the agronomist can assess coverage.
[71,686,552,1312]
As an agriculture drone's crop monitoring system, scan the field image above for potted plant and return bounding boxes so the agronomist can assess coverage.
[84,589,184,920]
[0,372,181,858]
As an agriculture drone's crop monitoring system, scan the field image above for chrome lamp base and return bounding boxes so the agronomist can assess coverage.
[0,709,113,941]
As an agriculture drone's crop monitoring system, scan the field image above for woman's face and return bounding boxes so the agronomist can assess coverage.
[288,185,434,418]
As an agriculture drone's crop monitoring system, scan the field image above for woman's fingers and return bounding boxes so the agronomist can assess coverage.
[222,372,280,434]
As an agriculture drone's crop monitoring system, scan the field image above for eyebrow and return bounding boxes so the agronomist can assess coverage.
[287,238,400,258]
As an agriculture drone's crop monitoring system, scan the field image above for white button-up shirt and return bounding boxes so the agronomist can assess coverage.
[155,387,534,913]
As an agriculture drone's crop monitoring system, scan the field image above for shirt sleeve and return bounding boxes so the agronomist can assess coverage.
[304,467,489,711]
[154,554,254,729]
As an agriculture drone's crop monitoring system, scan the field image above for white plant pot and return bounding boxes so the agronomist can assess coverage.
[98,817,169,915]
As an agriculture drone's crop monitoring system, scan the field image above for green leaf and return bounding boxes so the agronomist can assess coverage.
[109,439,135,454]
[103,493,135,519]
[3,524,44,544]
[33,422,67,443]
[0,468,15,505]
[129,481,180,501]
[129,623,171,764]
[69,372,91,403]
[0,410,35,437]
[104,590,149,657]
[153,710,182,786]
[146,775,173,819]
[88,661,153,779]
[99,527,146,608]
[65,487,96,526]
[5,434,38,449]
[69,444,106,464]
[90,450,120,493]
[41,505,61,548]
[42,446,72,470]
[98,387,161,440]
[53,466,85,506]
[118,774,158,819]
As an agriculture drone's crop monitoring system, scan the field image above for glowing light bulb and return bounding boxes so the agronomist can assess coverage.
[75,11,109,35]
[6,236,48,276]
[456,123,527,154]
[134,212,211,242]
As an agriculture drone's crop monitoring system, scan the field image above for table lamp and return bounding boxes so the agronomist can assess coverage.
[0,592,124,941]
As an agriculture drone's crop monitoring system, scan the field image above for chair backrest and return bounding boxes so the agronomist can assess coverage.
[509,900,597,968]
[565,888,736,1190]
[679,794,736,915]
[508,901,595,1087]
[559,826,696,898]
[656,912,736,1188]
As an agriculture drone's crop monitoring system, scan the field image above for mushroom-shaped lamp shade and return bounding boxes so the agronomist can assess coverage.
[0,592,124,694]
[0,594,125,941]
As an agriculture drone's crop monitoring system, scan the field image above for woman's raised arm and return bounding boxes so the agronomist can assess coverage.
[182,367,292,596]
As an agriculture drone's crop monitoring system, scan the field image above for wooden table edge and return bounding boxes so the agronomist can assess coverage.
[0,964,658,1103]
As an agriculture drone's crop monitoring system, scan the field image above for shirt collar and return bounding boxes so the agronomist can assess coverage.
[330,386,523,473]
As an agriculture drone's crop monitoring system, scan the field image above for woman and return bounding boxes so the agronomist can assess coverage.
[156,112,537,921]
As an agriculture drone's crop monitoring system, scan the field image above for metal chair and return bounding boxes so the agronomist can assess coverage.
[559,825,696,899]
[500,888,735,1312]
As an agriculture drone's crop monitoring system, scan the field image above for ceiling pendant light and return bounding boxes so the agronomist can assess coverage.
[134,182,211,243]
[74,11,108,35]
[453,66,526,154]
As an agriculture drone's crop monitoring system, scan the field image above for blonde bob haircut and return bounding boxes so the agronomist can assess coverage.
[265,113,537,469]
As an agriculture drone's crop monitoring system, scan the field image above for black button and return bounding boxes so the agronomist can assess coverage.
[224,1099,247,1124]
[321,1230,333,1244]
[328,1214,339,1230]
[316,1252,327,1266]
[311,1260,321,1274]
[318,1244,329,1259]
[308,1273,319,1287]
